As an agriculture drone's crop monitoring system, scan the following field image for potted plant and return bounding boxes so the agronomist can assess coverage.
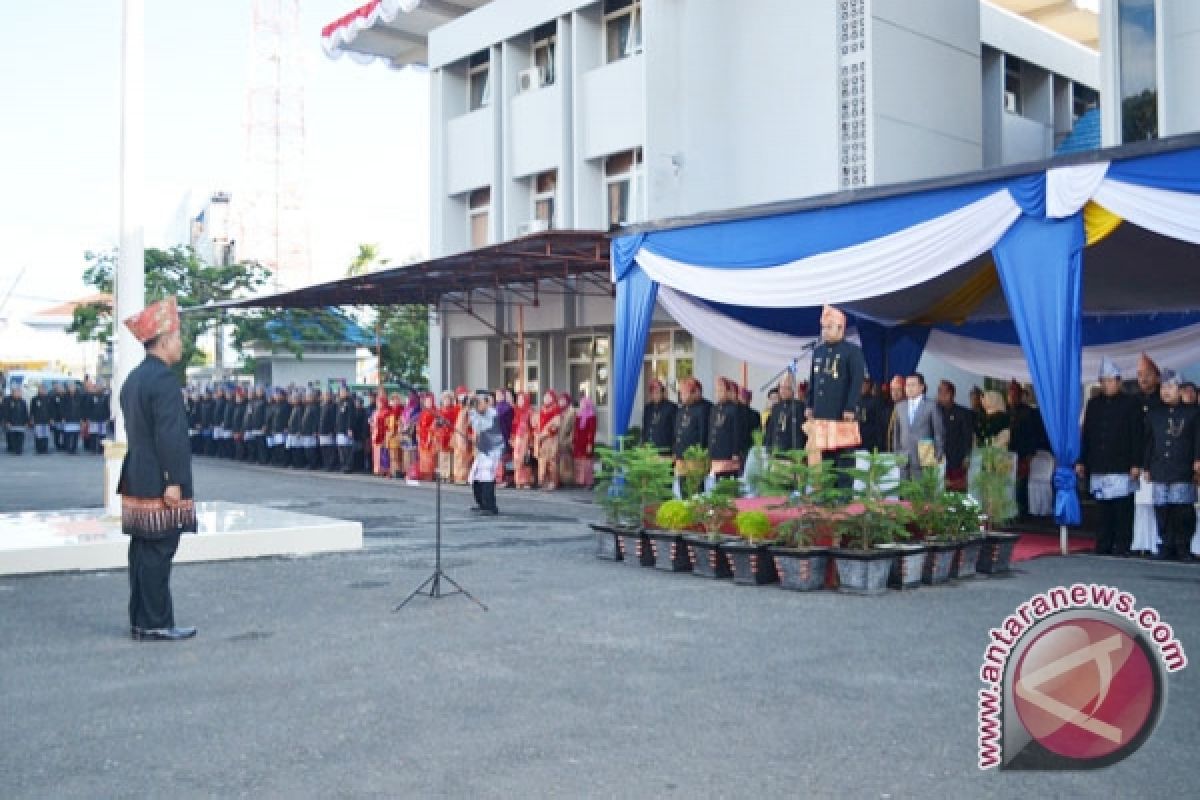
[648,498,694,572]
[592,439,673,566]
[590,440,629,561]
[899,466,955,586]
[724,509,778,585]
[948,492,986,579]
[678,444,710,501]
[762,450,833,591]
[683,478,740,579]
[831,451,912,595]
[970,444,1018,574]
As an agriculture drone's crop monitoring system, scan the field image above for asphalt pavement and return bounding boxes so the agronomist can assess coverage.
[1,451,1198,798]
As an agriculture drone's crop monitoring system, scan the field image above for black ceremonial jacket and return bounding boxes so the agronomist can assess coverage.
[30,395,52,425]
[708,401,741,461]
[1079,392,1141,475]
[765,398,807,452]
[673,399,710,459]
[319,401,338,436]
[117,355,193,499]
[808,340,866,420]
[1143,403,1200,484]
[642,400,677,452]
[335,399,355,436]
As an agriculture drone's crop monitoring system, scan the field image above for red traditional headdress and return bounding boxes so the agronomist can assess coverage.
[123,297,179,343]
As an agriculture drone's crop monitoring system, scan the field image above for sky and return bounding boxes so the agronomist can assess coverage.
[0,0,429,323]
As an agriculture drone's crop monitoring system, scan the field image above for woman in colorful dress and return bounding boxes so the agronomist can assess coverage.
[511,391,535,488]
[557,392,576,487]
[436,390,456,480]
[452,387,473,484]
[399,392,421,484]
[386,391,405,480]
[573,395,597,488]
[535,389,562,490]
[415,392,438,481]
[371,390,391,477]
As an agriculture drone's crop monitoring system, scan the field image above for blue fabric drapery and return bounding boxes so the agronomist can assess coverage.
[612,262,658,437]
[992,213,1085,526]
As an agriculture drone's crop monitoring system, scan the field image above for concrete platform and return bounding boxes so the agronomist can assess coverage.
[0,502,362,576]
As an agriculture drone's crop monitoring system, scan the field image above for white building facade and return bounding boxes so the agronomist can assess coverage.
[322,0,1195,439]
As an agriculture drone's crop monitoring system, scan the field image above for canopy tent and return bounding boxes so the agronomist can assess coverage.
[611,136,1200,530]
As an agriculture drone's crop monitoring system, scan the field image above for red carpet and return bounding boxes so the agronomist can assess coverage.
[1011,531,1093,562]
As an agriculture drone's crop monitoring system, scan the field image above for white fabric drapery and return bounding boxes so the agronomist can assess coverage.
[634,190,1022,307]
[923,320,1200,383]
[1092,180,1200,245]
[1046,162,1110,218]
[657,286,863,370]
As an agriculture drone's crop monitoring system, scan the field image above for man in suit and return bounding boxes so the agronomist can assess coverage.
[893,373,944,480]
[117,297,197,642]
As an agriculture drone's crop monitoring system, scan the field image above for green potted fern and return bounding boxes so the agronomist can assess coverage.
[649,498,695,572]
[761,450,836,592]
[898,466,953,587]
[832,451,912,595]
[591,440,629,560]
[969,444,1017,575]
[683,478,740,579]
[724,509,778,585]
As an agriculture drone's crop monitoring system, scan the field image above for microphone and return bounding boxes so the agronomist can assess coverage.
[799,338,819,352]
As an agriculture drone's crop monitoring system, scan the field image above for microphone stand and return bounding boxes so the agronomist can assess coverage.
[759,341,818,393]
[394,415,488,612]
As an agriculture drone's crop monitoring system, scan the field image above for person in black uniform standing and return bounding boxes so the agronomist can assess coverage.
[301,389,322,469]
[806,305,866,481]
[319,388,339,471]
[60,382,85,453]
[764,371,807,454]
[1142,369,1200,561]
[671,377,710,497]
[117,297,197,641]
[1075,359,1142,555]
[30,384,52,454]
[335,385,356,473]
[3,387,30,454]
[641,378,676,454]
[708,377,743,482]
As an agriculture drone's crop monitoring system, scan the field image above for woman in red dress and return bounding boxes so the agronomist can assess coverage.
[371,390,391,477]
[415,392,438,481]
[511,391,535,488]
[436,390,456,480]
[573,395,598,487]
[535,389,562,490]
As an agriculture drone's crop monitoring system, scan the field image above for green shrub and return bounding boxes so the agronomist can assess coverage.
[735,510,772,543]
[655,499,694,531]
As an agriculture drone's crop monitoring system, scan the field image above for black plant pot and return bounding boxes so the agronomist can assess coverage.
[769,547,829,591]
[646,531,693,573]
[723,540,778,585]
[616,529,655,567]
[921,540,957,585]
[684,535,732,579]
[832,550,895,595]
[978,531,1020,574]
[877,543,926,590]
[589,523,622,561]
[952,536,985,579]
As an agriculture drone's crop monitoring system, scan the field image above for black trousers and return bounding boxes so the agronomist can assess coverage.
[339,445,355,473]
[6,430,25,454]
[272,445,288,467]
[305,446,320,469]
[321,445,338,471]
[1155,504,1197,561]
[128,533,181,630]
[34,435,48,454]
[63,431,79,453]
[472,480,498,512]
[1095,496,1135,555]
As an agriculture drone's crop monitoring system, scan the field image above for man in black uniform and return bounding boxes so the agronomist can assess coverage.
[208,387,226,457]
[301,389,322,469]
[1076,358,1142,556]
[30,384,52,454]
[3,387,30,454]
[50,383,64,450]
[806,305,866,481]
[764,371,807,453]
[641,378,676,454]
[117,297,197,641]
[737,386,759,468]
[937,380,975,492]
[319,388,339,471]
[1143,369,1200,561]
[59,382,85,453]
[672,377,710,497]
[708,377,743,481]
[85,380,111,453]
[354,395,371,472]
[335,385,356,473]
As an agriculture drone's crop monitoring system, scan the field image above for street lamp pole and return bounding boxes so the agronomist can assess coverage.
[105,0,146,517]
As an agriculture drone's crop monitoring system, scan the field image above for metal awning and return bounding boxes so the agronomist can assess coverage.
[198,230,611,312]
[321,0,491,68]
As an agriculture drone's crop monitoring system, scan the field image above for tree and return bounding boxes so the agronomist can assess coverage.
[70,247,270,381]
[344,244,428,388]
[1122,89,1158,143]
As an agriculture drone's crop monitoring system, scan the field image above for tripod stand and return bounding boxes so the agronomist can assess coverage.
[394,416,487,611]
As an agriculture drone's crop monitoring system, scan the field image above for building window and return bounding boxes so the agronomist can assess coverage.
[468,50,491,111]
[568,333,610,439]
[604,148,643,228]
[468,187,490,248]
[503,338,540,397]
[604,0,642,64]
[533,22,556,86]
[1003,55,1023,116]
[533,170,557,229]
[1118,0,1157,142]
[642,329,693,401]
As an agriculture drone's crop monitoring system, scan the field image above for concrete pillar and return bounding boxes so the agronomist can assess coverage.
[105,0,146,518]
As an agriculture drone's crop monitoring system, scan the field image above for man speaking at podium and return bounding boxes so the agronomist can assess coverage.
[805,305,866,478]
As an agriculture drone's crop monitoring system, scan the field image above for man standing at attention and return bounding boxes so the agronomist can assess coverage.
[1076,358,1141,556]
[892,373,944,480]
[117,297,197,642]
[937,380,973,491]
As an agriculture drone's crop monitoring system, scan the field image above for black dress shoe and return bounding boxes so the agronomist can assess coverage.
[131,626,143,639]
[135,626,197,641]
[480,509,499,516]
[469,506,483,513]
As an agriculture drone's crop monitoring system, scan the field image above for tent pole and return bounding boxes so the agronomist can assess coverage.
[517,304,526,394]
[1060,524,1068,556]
